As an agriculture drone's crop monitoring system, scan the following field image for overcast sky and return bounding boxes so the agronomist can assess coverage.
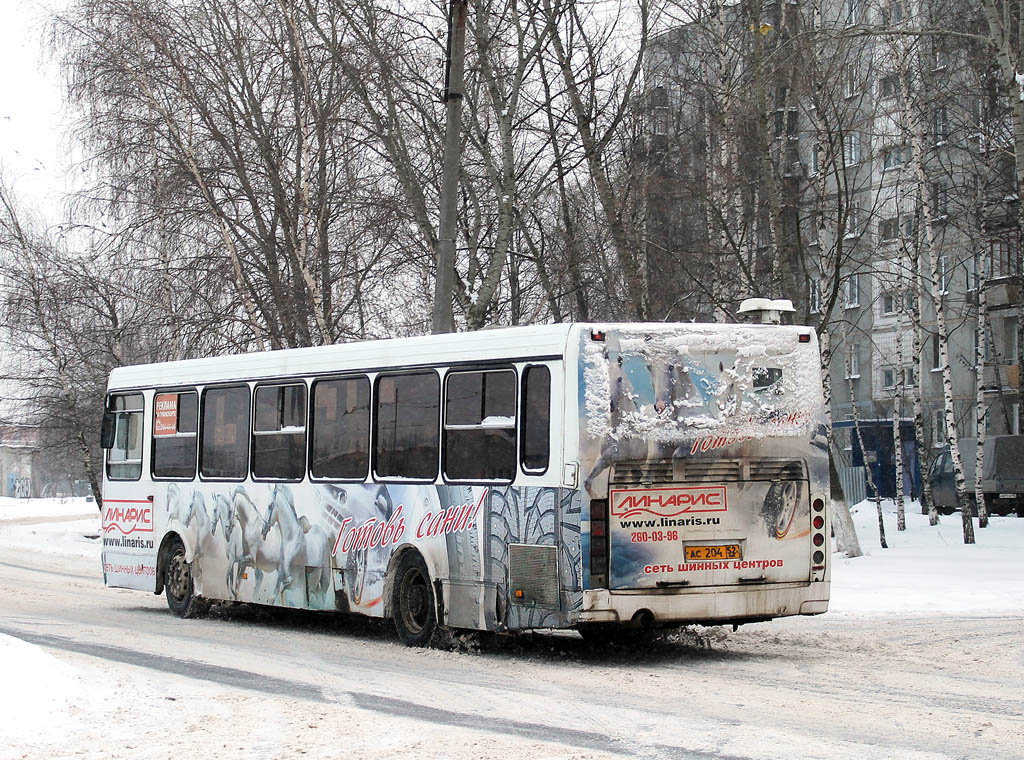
[0,0,73,222]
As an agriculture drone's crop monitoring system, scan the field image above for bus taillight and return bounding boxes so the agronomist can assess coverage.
[590,499,609,586]
[811,499,826,573]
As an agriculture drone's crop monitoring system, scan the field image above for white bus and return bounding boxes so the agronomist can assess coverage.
[100,323,830,646]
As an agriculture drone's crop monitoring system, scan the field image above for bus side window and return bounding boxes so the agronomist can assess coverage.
[521,365,550,474]
[152,390,198,479]
[310,377,370,480]
[443,369,516,482]
[374,372,439,481]
[107,392,145,481]
[252,383,307,481]
[200,386,251,480]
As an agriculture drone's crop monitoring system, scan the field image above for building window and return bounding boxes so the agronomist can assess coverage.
[846,345,861,378]
[932,335,942,370]
[879,74,899,99]
[252,383,307,481]
[805,212,819,244]
[846,0,862,25]
[374,372,440,481]
[200,386,251,480]
[930,182,949,217]
[881,366,897,390]
[443,369,517,482]
[932,44,950,70]
[883,0,905,23]
[774,109,798,136]
[881,291,898,315]
[933,106,949,143]
[310,376,370,480]
[904,289,917,314]
[152,390,198,480]
[934,409,946,443]
[809,143,820,175]
[844,206,862,238]
[883,146,910,170]
[880,217,899,241]
[809,279,822,314]
[844,274,860,307]
[904,365,915,388]
[989,239,1012,278]
[843,132,861,164]
[107,393,145,481]
[937,255,950,293]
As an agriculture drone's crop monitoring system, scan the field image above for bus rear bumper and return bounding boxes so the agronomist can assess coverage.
[576,583,831,625]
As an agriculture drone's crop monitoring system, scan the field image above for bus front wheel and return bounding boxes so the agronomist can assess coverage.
[164,538,206,619]
[392,552,441,647]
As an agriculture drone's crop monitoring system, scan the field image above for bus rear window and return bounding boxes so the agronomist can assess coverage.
[444,369,516,481]
[200,386,250,480]
[107,393,144,480]
[374,372,439,481]
[310,377,370,480]
[152,390,198,479]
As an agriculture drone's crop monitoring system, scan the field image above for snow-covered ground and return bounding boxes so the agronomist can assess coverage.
[1,495,1021,758]
[831,498,1024,614]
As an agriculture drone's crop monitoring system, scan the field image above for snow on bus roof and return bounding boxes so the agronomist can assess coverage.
[107,324,576,389]
[107,322,816,390]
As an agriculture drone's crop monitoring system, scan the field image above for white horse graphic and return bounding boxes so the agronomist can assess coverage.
[230,485,281,597]
[211,493,245,599]
[261,484,332,602]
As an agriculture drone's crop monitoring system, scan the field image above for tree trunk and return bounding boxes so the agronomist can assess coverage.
[821,328,863,556]
[911,251,938,525]
[905,75,974,544]
[894,321,906,531]
[976,279,990,528]
[848,349,886,548]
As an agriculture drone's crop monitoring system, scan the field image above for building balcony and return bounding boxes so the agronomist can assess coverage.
[984,276,1021,310]
[982,362,1020,392]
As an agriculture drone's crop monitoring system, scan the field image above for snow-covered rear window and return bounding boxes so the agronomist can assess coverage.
[582,328,821,446]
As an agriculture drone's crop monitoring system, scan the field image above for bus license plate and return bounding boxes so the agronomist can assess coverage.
[684,544,742,561]
[998,493,1015,499]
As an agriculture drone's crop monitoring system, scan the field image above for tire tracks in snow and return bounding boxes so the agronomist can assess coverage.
[0,625,738,760]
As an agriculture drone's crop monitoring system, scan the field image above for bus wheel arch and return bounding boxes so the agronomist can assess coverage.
[159,533,207,619]
[386,547,446,647]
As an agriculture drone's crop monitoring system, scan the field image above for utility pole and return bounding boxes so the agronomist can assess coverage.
[432,0,468,334]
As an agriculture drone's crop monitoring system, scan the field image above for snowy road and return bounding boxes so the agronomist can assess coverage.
[2,543,1022,760]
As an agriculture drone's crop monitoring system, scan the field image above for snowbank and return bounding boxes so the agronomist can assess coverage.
[830,497,1024,614]
[0,496,101,558]
[0,495,99,520]
[0,633,89,744]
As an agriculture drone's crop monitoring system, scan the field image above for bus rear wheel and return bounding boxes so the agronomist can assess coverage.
[392,552,441,647]
[164,538,206,619]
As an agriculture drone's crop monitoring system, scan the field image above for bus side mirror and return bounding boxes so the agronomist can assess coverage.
[100,412,116,449]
